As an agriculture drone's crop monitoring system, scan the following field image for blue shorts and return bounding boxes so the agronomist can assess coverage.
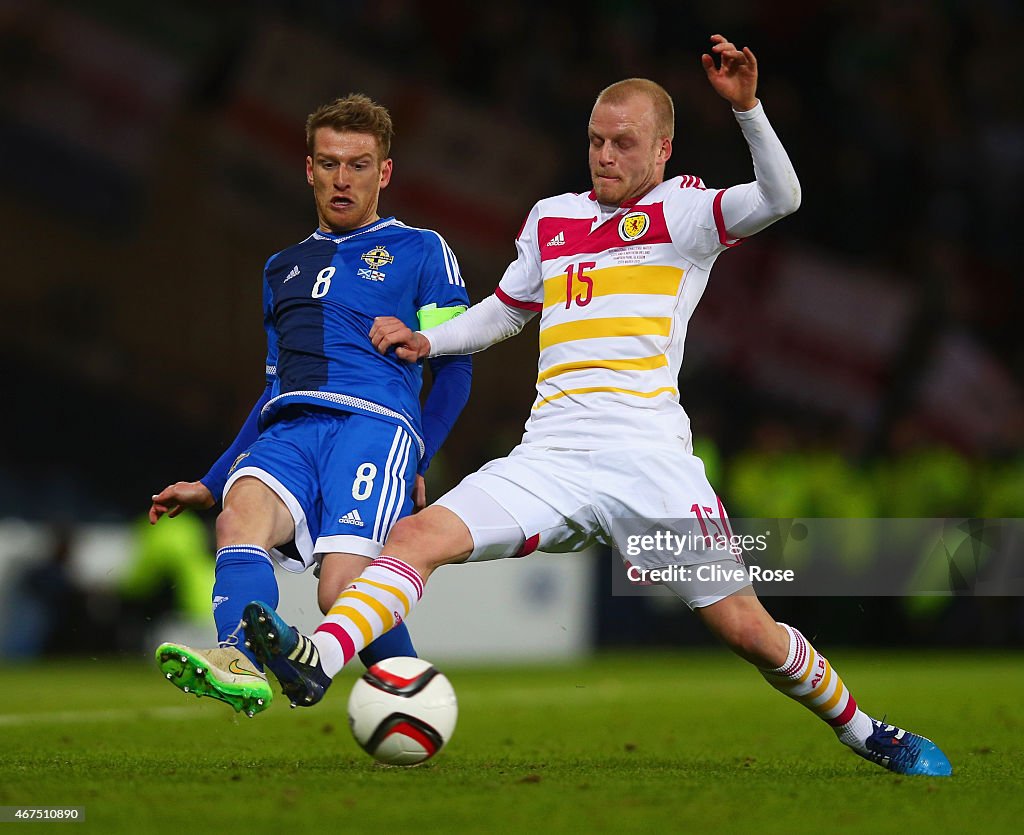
[223,408,417,572]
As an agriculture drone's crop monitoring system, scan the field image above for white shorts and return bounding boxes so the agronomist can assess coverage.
[434,441,752,609]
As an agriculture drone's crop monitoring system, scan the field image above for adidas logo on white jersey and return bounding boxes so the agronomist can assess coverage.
[546,231,565,247]
[284,265,301,282]
[339,509,364,527]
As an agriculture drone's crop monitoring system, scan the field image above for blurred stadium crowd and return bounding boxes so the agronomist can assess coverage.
[1,1,1021,649]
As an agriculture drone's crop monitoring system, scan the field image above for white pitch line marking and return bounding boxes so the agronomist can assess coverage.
[0,705,209,727]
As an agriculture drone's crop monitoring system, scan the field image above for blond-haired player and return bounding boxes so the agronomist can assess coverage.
[243,37,951,775]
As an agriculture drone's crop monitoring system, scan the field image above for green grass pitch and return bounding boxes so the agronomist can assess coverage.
[1,651,1022,833]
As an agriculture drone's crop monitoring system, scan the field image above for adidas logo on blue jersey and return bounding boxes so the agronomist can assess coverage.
[339,509,365,527]
[284,265,301,282]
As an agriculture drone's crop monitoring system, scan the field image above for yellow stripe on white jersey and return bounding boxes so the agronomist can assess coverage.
[536,354,669,384]
[539,316,672,351]
[533,385,678,410]
[541,265,684,309]
[497,179,730,449]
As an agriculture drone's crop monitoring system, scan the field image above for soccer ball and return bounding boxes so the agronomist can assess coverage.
[347,657,458,766]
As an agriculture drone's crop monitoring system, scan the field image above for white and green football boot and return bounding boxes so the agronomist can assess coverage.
[155,643,272,717]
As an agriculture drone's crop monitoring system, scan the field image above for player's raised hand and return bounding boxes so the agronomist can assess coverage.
[370,316,431,362]
[149,480,215,524]
[701,34,758,111]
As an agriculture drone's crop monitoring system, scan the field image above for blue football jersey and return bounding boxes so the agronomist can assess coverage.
[259,217,469,457]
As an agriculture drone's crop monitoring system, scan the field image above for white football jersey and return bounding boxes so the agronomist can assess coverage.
[495,176,740,450]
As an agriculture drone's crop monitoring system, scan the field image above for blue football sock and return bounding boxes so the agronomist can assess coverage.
[358,620,417,668]
[213,545,278,669]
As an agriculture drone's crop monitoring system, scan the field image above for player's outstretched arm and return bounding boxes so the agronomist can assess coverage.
[699,34,801,239]
[701,34,758,111]
[149,481,215,524]
[372,294,534,362]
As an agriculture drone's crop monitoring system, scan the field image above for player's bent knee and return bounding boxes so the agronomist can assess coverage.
[215,500,270,547]
[385,507,473,574]
[214,505,246,547]
[217,477,294,549]
[385,514,418,543]
[385,515,434,562]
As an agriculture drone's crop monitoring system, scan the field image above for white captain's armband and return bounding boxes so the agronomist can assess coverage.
[417,303,467,330]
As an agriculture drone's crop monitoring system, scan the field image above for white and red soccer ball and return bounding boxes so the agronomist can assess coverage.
[347,657,458,766]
